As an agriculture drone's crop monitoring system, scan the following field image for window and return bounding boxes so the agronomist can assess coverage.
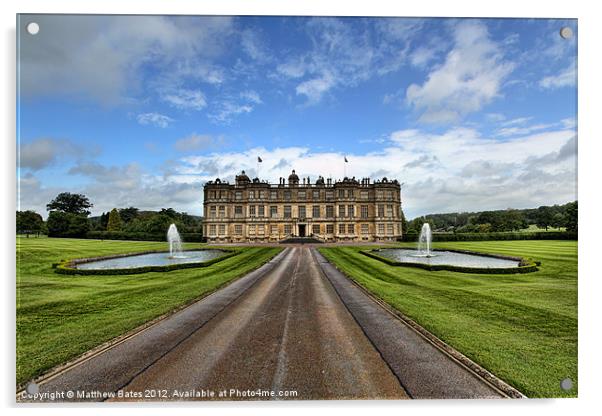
[312,190,320,199]
[347,224,354,234]
[284,191,291,200]
[312,224,320,234]
[218,224,226,235]
[284,205,292,218]
[218,206,226,218]
[348,205,355,218]
[338,205,345,218]
[234,224,242,235]
[209,224,216,235]
[338,189,345,198]
[235,191,242,200]
[387,191,394,199]
[312,205,320,218]
[376,190,384,199]
[361,205,368,218]
[348,189,354,198]
[298,191,306,199]
[298,205,306,218]
[249,224,256,235]
[325,190,334,200]
[360,190,369,199]
[234,205,243,215]
[210,191,216,199]
[258,224,265,235]
[378,204,385,217]
[270,191,278,200]
[271,225,278,235]
[249,190,255,199]
[326,205,334,217]
[210,206,216,218]
[259,190,266,199]
[361,224,369,234]
[386,205,393,218]
[378,223,385,235]
[387,223,394,235]
[249,206,256,217]
[338,223,346,234]
[326,224,334,234]
[258,205,265,217]
[284,224,292,235]
[270,206,278,218]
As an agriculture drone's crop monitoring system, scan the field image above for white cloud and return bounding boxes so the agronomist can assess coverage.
[406,20,515,123]
[240,90,262,104]
[172,125,576,217]
[18,124,577,219]
[136,112,174,128]
[295,73,336,104]
[20,15,234,104]
[539,63,576,89]
[18,138,94,171]
[161,89,207,111]
[207,90,263,124]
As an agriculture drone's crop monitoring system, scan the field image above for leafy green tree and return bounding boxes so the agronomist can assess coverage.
[46,192,93,216]
[46,211,89,237]
[536,206,554,231]
[16,210,44,237]
[119,207,139,224]
[564,201,578,233]
[551,212,565,229]
[107,208,123,231]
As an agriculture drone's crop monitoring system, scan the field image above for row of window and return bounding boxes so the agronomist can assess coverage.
[209,204,397,218]
[207,223,399,236]
[207,189,397,201]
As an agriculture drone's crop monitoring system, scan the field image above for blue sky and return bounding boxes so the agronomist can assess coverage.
[17,15,577,218]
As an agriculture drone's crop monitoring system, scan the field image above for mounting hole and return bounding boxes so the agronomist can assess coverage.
[26,382,39,395]
[26,22,40,35]
[559,27,573,40]
[560,377,573,391]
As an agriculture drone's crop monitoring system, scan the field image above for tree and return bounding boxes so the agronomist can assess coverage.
[119,207,139,224]
[551,212,565,229]
[564,201,578,233]
[16,210,44,237]
[400,207,408,236]
[46,211,90,237]
[46,211,71,237]
[536,206,554,231]
[107,208,123,231]
[46,192,93,216]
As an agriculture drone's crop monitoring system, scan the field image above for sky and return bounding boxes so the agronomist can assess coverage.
[16,15,577,219]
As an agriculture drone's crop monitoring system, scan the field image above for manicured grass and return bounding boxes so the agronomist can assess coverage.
[319,240,577,398]
[16,237,282,386]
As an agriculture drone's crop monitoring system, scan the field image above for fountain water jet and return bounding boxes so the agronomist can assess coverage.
[416,223,433,257]
[167,223,184,258]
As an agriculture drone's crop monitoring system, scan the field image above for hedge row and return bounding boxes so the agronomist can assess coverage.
[401,231,576,242]
[54,249,237,276]
[84,231,205,242]
[360,249,539,274]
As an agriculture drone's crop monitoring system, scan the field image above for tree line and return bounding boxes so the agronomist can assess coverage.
[404,201,578,239]
[16,192,202,238]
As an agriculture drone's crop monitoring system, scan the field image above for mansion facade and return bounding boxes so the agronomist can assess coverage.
[203,170,403,243]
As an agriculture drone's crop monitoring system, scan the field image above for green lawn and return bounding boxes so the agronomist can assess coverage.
[319,240,577,398]
[16,237,282,386]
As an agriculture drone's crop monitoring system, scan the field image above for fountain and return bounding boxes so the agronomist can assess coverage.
[416,223,434,257]
[167,223,184,258]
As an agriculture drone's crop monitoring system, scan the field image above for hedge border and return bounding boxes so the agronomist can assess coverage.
[54,248,238,276]
[360,248,539,274]
[401,231,576,242]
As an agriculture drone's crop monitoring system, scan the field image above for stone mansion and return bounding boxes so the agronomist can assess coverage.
[203,170,403,243]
